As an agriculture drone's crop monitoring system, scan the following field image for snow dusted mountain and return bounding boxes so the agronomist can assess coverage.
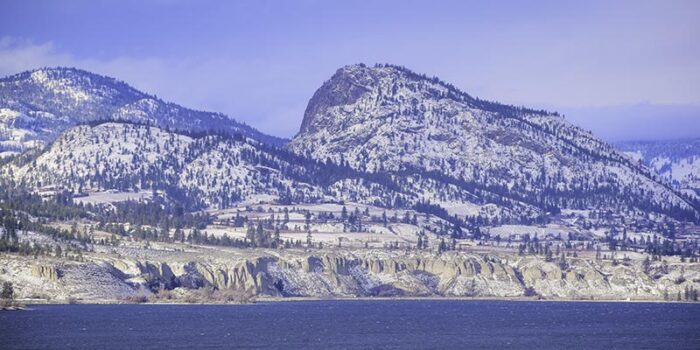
[0,67,286,156]
[0,64,698,226]
[3,121,406,210]
[617,139,700,198]
[288,64,700,222]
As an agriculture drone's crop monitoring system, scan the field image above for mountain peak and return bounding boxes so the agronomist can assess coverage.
[4,66,135,90]
[0,67,287,151]
[329,63,438,89]
[1,66,146,106]
[29,66,105,79]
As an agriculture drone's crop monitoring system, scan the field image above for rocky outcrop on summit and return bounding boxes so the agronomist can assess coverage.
[288,64,699,222]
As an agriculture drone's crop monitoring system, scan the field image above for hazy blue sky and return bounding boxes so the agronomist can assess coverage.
[1,0,698,141]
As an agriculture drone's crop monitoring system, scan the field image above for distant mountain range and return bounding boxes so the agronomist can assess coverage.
[616,138,700,199]
[1,65,698,226]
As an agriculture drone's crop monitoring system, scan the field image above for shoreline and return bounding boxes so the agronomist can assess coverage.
[14,295,700,306]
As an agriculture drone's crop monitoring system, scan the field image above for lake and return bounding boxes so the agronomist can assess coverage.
[1,300,699,349]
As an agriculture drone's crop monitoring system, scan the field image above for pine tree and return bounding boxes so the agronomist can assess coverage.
[1,282,13,299]
[255,223,267,247]
[438,239,447,253]
[305,211,311,231]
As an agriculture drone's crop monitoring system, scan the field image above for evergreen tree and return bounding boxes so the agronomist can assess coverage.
[274,227,281,248]
[1,282,13,299]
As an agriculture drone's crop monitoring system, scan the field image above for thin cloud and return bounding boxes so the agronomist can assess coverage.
[0,36,697,141]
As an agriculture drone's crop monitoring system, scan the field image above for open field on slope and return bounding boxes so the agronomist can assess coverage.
[73,190,153,206]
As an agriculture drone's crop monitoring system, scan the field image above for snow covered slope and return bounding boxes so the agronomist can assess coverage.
[3,121,406,210]
[0,67,286,156]
[617,139,700,198]
[288,64,699,222]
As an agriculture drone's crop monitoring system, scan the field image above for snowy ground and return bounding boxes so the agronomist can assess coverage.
[73,190,153,205]
[203,202,443,248]
[209,202,423,220]
[486,224,584,240]
[197,222,427,249]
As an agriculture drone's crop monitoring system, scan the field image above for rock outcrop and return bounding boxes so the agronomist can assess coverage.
[31,264,60,281]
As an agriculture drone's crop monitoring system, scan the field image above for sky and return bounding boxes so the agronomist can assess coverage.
[0,0,698,141]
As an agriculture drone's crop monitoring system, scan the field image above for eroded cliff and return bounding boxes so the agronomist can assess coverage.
[2,248,698,303]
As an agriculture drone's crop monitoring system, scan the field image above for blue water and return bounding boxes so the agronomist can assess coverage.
[1,300,699,349]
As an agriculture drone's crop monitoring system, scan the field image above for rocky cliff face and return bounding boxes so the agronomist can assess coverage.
[3,249,698,302]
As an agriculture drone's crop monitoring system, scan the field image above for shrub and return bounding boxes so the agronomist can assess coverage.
[1,282,13,300]
[123,294,148,303]
[523,286,538,297]
[183,287,256,304]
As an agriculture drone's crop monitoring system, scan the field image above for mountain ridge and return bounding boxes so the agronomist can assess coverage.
[2,119,419,212]
[1,64,698,225]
